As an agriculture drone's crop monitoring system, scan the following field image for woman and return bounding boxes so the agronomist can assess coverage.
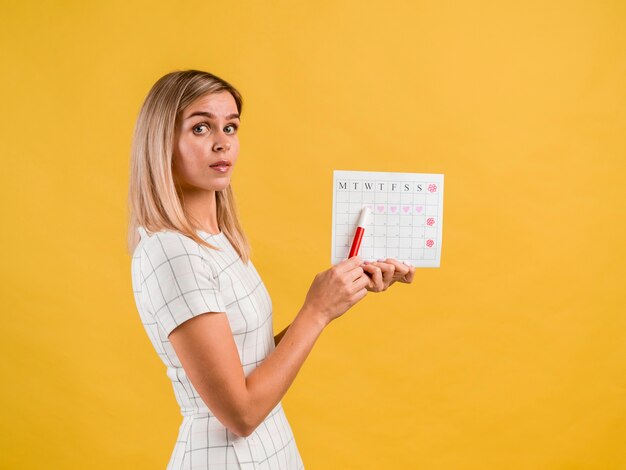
[128,69,415,469]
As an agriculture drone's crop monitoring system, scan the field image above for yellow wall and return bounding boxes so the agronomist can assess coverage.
[1,1,625,468]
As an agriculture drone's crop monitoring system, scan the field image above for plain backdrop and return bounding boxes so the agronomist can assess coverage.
[1,1,625,468]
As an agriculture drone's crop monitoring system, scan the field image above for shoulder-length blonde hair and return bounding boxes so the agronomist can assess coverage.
[127,69,251,263]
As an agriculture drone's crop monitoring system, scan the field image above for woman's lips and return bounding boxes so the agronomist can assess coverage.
[209,164,231,173]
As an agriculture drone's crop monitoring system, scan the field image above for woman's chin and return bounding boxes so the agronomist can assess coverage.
[211,178,232,191]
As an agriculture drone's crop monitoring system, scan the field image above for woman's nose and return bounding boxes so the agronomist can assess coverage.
[213,139,231,152]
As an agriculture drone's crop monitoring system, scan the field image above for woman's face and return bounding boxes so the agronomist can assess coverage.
[172,91,240,193]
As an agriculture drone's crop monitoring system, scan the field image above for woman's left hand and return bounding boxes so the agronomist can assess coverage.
[362,258,415,292]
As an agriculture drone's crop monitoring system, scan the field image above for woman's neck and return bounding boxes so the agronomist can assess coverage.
[179,187,220,234]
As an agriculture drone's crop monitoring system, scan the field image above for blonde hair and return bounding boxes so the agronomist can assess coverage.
[127,69,251,263]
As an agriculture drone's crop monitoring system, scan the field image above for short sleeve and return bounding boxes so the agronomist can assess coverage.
[140,233,227,336]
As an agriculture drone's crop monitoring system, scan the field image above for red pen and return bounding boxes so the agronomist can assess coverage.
[348,207,371,258]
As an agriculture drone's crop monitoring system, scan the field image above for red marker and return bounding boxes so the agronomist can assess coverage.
[348,207,371,258]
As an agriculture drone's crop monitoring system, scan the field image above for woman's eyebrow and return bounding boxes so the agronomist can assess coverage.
[185,111,240,120]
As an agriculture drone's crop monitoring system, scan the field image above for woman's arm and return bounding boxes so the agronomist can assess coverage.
[168,256,368,438]
[169,305,325,437]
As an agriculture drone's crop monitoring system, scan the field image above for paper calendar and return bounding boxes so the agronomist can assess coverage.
[331,170,444,267]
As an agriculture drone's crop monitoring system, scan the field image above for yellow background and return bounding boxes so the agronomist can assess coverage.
[1,1,625,468]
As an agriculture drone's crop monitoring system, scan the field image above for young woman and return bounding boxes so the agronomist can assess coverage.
[128,69,415,470]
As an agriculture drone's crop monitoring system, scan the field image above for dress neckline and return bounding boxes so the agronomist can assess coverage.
[197,229,224,238]
[138,226,224,239]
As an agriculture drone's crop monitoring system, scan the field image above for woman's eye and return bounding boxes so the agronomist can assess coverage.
[225,124,238,134]
[193,124,208,134]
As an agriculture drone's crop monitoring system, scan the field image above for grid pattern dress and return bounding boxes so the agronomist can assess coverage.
[131,227,305,470]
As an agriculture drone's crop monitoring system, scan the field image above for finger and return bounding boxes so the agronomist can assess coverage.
[361,263,378,275]
[362,263,383,291]
[354,275,371,291]
[375,261,395,284]
[362,263,383,288]
[344,265,365,282]
[401,265,416,283]
[382,258,410,279]
[386,258,410,277]
[335,256,363,274]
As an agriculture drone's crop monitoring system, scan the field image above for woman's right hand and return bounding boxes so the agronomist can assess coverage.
[301,256,370,327]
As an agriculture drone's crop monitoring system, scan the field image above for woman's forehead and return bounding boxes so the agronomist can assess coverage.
[185,91,237,116]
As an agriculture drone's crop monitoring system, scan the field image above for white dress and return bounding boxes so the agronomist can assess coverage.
[131,227,305,470]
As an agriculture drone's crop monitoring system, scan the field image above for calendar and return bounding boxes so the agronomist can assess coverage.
[331,170,444,267]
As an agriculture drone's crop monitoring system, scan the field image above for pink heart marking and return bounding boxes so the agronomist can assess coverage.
[402,206,411,214]
[376,205,385,213]
[415,206,423,213]
[390,205,398,213]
